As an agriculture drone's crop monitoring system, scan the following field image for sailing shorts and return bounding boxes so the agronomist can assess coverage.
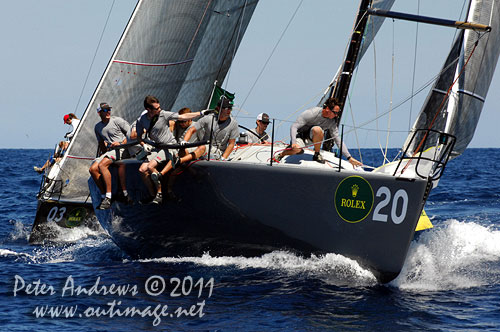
[295,137,313,148]
[127,144,142,158]
[201,145,232,160]
[150,148,177,165]
[295,126,320,148]
[95,148,130,163]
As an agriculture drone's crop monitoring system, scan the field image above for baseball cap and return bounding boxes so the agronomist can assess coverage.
[63,114,70,123]
[97,102,112,112]
[257,113,270,124]
[217,98,233,109]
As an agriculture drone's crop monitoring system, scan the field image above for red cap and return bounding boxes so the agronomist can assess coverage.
[63,114,70,123]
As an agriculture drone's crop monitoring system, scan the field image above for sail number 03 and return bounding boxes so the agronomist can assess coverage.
[47,206,67,223]
[372,187,408,224]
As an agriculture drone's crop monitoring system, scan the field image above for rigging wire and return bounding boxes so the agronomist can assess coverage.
[343,51,463,136]
[278,6,361,132]
[408,0,420,132]
[235,0,304,117]
[328,10,372,163]
[72,0,116,115]
[371,22,381,161]
[345,85,363,164]
[224,0,248,90]
[214,1,250,88]
[384,18,395,164]
[185,0,213,59]
[370,18,390,165]
[401,32,487,174]
[209,0,249,154]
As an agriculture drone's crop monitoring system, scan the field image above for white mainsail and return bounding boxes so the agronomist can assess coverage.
[404,0,500,158]
[45,0,258,202]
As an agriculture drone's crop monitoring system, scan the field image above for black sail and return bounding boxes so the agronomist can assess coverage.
[404,0,500,158]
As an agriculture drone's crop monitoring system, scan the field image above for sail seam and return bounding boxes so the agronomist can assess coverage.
[112,59,194,67]
[66,155,96,161]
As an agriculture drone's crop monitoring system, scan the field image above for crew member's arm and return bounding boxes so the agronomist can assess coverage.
[109,137,127,148]
[222,139,236,159]
[95,126,107,156]
[97,140,107,156]
[331,126,362,167]
[178,109,214,121]
[136,120,145,146]
[288,120,304,152]
[129,127,137,140]
[261,133,270,144]
[290,111,308,149]
[183,126,197,142]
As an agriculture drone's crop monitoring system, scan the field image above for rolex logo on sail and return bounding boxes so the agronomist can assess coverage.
[335,176,374,223]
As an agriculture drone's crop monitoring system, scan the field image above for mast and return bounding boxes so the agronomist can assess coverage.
[330,0,372,121]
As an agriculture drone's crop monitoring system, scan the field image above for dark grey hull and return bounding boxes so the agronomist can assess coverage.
[29,200,98,244]
[91,161,430,283]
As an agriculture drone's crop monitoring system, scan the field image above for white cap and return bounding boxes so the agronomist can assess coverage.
[256,113,270,123]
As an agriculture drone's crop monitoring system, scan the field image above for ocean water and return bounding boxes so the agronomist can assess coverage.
[1,148,499,331]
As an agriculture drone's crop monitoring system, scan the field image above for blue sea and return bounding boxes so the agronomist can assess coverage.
[1,148,499,331]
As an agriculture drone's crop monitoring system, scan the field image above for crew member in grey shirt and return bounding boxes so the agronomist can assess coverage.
[137,95,213,204]
[247,112,270,144]
[172,107,205,165]
[277,97,362,166]
[89,102,131,209]
[183,97,239,161]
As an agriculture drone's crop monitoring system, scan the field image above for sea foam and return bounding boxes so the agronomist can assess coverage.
[132,250,378,286]
[392,219,500,291]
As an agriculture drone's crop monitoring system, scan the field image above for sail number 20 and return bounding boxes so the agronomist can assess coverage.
[372,187,408,224]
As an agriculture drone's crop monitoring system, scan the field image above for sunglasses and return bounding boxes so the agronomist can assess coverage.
[99,108,111,113]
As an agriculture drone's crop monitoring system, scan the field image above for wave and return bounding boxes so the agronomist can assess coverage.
[0,248,33,259]
[2,221,121,265]
[392,219,500,290]
[131,251,378,286]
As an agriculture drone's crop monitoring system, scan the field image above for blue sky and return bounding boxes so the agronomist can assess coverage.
[1,0,498,149]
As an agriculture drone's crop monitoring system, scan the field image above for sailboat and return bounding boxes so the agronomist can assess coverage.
[30,0,258,241]
[32,0,500,283]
